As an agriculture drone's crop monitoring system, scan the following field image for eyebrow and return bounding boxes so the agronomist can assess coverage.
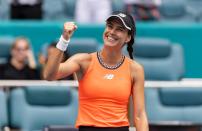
[107,22,126,30]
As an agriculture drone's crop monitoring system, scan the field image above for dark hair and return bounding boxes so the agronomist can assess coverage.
[127,15,136,60]
[48,41,57,48]
[127,36,134,59]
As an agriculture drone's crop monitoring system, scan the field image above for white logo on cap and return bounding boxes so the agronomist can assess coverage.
[118,13,126,18]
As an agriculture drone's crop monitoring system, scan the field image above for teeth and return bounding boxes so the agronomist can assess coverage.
[107,36,115,41]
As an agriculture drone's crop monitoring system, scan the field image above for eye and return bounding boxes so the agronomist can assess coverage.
[117,27,124,32]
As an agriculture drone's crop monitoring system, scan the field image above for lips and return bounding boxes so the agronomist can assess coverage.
[106,35,117,43]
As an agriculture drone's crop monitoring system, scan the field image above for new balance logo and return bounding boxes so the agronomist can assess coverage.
[104,74,114,80]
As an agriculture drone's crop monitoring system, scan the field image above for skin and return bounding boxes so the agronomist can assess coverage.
[11,38,36,69]
[43,20,148,131]
[39,46,61,66]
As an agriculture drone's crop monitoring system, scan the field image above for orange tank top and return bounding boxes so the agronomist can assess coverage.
[76,52,133,127]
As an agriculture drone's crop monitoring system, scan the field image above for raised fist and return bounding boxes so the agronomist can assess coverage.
[62,22,77,41]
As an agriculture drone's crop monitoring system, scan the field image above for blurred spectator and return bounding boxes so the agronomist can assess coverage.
[39,42,75,80]
[124,0,161,21]
[0,37,40,79]
[10,0,42,19]
[75,0,112,24]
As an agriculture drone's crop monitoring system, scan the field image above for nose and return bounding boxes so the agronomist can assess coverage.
[109,28,116,35]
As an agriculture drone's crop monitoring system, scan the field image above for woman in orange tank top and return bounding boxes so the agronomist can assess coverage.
[44,11,148,131]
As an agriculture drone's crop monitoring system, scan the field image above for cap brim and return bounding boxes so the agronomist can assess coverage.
[106,15,131,31]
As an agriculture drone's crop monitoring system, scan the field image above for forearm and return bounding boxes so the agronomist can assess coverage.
[28,57,36,69]
[43,22,77,80]
[134,112,149,131]
[27,50,37,69]
[43,48,64,80]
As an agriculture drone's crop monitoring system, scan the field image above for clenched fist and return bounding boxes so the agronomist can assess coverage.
[62,22,77,41]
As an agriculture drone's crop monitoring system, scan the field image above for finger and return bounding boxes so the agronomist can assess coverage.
[64,30,73,35]
[64,23,72,30]
[68,22,77,29]
[65,25,76,31]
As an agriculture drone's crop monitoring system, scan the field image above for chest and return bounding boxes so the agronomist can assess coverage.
[79,68,132,101]
[3,65,30,79]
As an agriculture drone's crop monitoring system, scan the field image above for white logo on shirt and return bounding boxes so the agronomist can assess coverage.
[104,74,114,80]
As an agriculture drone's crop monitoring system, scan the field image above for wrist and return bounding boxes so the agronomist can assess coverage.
[56,35,70,51]
[61,34,70,43]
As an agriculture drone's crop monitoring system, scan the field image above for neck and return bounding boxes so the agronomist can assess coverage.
[100,46,123,65]
[11,58,25,70]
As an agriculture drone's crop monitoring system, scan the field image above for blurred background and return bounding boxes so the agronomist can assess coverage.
[1,0,202,131]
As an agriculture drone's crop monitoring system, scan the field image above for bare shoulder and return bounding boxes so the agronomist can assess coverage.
[130,60,144,73]
[68,53,93,79]
[130,60,144,81]
[66,53,93,71]
[70,53,92,62]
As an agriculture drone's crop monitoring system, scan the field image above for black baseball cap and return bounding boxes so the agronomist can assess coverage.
[106,11,135,44]
[106,11,135,32]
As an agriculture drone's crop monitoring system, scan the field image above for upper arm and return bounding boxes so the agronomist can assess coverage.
[131,62,149,131]
[131,62,146,118]
[55,53,90,80]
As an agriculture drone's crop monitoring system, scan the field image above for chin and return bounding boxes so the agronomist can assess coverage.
[104,39,117,47]
[16,58,27,63]
[104,43,117,48]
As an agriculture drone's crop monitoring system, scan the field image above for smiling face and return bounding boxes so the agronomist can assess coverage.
[103,18,131,49]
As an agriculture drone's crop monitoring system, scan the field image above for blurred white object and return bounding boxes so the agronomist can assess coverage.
[75,0,112,24]
[124,0,162,6]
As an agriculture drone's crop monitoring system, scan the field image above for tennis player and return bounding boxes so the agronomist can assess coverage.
[44,11,149,131]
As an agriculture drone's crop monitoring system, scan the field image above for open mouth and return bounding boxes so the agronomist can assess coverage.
[107,35,118,43]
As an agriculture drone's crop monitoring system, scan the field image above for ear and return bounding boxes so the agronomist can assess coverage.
[125,34,131,43]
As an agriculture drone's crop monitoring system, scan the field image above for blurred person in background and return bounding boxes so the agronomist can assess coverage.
[75,0,112,24]
[0,37,40,79]
[39,41,75,80]
[10,0,42,19]
[124,0,161,21]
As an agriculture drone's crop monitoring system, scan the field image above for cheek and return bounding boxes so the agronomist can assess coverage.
[120,40,126,47]
[103,31,108,41]
[103,30,107,36]
[120,35,127,42]
[123,34,130,42]
[11,50,18,56]
[21,51,27,56]
[17,52,27,58]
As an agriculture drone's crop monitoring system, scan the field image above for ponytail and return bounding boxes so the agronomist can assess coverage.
[127,38,134,59]
[126,13,136,60]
